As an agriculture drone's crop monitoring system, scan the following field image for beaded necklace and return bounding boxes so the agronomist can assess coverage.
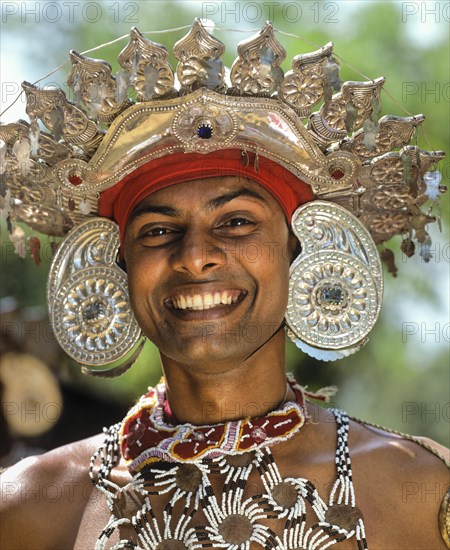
[90,378,368,549]
[120,379,306,468]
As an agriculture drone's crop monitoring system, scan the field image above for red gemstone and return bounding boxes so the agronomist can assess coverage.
[330,169,344,180]
[68,174,83,185]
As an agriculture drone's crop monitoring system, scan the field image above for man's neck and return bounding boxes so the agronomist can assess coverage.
[159,330,290,425]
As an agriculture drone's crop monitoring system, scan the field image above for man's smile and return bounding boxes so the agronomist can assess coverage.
[166,289,246,311]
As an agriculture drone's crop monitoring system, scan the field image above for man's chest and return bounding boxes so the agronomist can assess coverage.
[73,487,428,550]
[74,462,372,549]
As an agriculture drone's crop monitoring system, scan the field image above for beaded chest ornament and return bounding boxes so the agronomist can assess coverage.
[90,378,368,549]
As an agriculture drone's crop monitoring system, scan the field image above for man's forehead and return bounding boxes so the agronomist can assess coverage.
[132,175,276,210]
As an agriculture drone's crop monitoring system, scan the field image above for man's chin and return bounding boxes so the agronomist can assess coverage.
[156,334,254,371]
[155,320,281,370]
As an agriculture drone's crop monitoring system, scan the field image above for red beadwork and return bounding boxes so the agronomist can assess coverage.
[251,427,267,442]
[191,431,206,441]
[126,420,146,445]
[120,378,306,469]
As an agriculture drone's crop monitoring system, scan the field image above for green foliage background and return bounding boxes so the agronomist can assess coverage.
[1,1,449,444]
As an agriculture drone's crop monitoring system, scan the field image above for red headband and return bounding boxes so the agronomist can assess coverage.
[98,150,315,245]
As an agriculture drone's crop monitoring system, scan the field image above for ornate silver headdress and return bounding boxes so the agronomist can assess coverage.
[0,19,445,373]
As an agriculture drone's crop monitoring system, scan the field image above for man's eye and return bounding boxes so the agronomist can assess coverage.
[146,227,171,236]
[221,218,253,227]
[138,226,178,242]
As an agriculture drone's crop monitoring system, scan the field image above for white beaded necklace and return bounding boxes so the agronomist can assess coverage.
[90,379,368,549]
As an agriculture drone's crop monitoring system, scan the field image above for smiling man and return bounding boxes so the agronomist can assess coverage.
[123,173,296,429]
[124,176,292,370]
[1,20,449,550]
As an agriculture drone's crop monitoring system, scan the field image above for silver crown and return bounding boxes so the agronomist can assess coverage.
[0,20,445,268]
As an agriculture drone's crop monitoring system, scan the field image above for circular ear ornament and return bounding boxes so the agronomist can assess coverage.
[47,218,144,377]
[285,201,383,361]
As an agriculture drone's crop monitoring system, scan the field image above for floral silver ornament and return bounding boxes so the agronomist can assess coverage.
[285,201,383,360]
[172,101,238,152]
[47,218,143,376]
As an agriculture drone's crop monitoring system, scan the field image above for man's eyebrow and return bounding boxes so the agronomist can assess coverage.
[128,204,181,223]
[205,188,268,212]
[128,187,268,223]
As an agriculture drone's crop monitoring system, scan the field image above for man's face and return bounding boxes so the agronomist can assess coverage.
[123,175,296,370]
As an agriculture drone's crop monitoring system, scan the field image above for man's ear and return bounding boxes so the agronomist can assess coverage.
[287,230,301,264]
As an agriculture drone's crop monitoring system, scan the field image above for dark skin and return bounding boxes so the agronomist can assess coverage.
[0,176,448,549]
[123,176,297,424]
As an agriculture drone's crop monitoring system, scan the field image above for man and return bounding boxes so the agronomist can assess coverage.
[1,20,449,549]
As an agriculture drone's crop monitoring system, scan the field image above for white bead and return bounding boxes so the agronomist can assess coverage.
[79,199,91,214]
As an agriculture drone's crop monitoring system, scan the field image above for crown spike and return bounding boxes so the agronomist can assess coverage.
[308,78,385,147]
[68,50,127,124]
[341,114,425,159]
[173,18,226,94]
[229,21,286,97]
[279,42,335,117]
[118,27,176,101]
[21,81,103,154]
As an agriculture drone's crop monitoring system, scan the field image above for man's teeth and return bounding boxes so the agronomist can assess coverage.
[171,291,240,310]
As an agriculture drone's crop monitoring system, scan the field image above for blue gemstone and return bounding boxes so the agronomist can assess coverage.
[83,302,104,321]
[197,124,213,139]
[321,287,342,304]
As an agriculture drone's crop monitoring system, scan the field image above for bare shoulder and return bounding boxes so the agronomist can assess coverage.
[0,433,103,550]
[347,417,450,548]
[348,416,449,474]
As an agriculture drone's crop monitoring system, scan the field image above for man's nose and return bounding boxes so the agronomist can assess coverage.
[169,228,225,275]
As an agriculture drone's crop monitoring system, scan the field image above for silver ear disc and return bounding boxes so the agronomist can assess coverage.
[285,201,383,360]
[47,218,143,376]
